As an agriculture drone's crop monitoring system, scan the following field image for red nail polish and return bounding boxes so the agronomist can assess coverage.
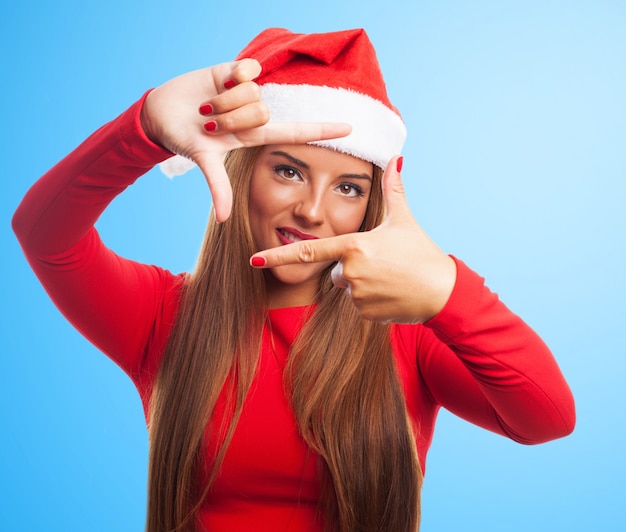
[251,256,266,267]
[199,103,214,115]
[224,79,236,89]
[204,121,217,132]
[396,156,404,173]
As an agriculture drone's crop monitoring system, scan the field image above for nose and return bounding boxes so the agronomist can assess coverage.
[294,188,325,226]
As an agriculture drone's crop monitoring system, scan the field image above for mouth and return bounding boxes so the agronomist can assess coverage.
[276,227,319,245]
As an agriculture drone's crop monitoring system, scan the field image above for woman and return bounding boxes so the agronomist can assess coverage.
[12,28,575,532]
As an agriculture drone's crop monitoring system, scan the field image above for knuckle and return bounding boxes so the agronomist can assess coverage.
[239,58,262,79]
[388,181,406,195]
[247,58,261,71]
[245,81,262,101]
[343,235,365,255]
[296,242,316,263]
[340,255,367,283]
[253,102,270,124]
[340,263,357,282]
[220,113,236,130]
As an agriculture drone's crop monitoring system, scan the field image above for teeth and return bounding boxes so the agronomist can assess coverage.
[280,229,302,243]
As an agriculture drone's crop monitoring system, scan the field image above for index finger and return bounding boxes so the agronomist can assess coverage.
[250,233,353,268]
[240,121,352,147]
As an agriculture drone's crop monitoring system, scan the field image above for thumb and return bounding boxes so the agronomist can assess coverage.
[382,155,411,221]
[195,152,233,223]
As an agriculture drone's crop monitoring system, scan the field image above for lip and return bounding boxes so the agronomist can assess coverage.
[276,226,319,245]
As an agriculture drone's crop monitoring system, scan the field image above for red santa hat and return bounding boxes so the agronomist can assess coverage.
[160,27,405,176]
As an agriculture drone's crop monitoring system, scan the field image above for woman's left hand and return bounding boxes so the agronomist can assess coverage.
[142,59,351,222]
[250,156,457,324]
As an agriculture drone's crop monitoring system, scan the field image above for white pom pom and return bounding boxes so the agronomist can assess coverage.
[159,155,197,178]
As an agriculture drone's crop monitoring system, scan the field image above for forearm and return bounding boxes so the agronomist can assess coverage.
[12,91,172,257]
[422,257,576,443]
[12,93,180,379]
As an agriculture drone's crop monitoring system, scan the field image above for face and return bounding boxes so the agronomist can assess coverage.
[248,144,374,307]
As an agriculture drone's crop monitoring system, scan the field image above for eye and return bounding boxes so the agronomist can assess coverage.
[274,165,302,181]
[337,182,365,198]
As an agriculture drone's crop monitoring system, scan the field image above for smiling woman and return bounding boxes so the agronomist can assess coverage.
[11,27,575,532]
[248,145,374,307]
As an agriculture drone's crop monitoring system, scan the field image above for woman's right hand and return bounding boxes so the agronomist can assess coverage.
[140,59,351,222]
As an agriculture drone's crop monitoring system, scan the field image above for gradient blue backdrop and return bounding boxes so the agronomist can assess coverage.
[2,1,624,530]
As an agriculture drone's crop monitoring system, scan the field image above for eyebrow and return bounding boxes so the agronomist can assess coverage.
[270,150,310,169]
[269,150,373,181]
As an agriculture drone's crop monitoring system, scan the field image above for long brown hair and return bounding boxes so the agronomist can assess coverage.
[147,147,422,532]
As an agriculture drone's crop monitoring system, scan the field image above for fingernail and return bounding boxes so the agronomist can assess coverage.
[251,256,266,267]
[224,79,237,89]
[199,103,214,115]
[204,121,218,132]
[396,156,404,173]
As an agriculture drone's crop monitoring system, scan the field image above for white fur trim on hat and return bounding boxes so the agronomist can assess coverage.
[159,153,196,178]
[158,82,406,177]
[261,83,406,170]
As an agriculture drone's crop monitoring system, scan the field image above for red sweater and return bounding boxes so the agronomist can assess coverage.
[12,93,575,531]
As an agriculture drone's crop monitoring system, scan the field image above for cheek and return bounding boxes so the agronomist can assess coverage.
[331,201,370,234]
[248,187,266,248]
[248,180,276,232]
[249,177,291,223]
[248,180,265,221]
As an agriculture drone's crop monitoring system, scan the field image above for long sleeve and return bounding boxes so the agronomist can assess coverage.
[392,256,575,471]
[413,257,575,444]
[12,93,184,398]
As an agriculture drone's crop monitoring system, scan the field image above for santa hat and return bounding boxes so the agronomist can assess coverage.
[160,28,405,176]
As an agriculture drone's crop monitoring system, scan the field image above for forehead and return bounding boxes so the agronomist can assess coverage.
[258,144,374,175]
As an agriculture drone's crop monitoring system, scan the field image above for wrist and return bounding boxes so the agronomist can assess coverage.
[423,254,457,321]
[139,89,165,149]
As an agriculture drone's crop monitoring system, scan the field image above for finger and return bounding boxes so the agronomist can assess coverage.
[382,155,412,220]
[241,121,352,147]
[195,152,233,222]
[203,101,270,133]
[250,234,354,268]
[219,58,262,89]
[203,81,263,115]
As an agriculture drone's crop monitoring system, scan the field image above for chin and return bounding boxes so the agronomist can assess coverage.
[269,263,330,287]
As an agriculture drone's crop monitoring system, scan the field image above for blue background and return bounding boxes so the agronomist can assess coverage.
[1,1,624,530]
